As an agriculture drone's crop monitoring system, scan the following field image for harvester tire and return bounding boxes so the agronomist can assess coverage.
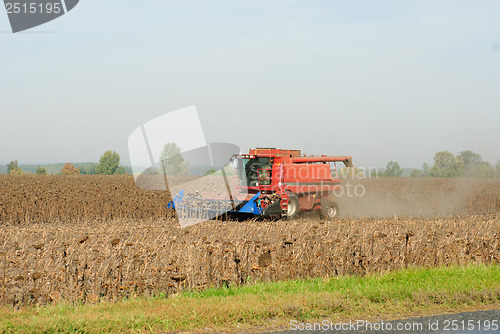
[286,192,300,220]
[320,200,339,220]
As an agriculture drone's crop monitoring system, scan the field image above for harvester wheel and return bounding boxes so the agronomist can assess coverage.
[320,200,339,220]
[286,192,300,220]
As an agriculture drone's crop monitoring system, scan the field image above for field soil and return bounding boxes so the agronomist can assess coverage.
[0,176,499,223]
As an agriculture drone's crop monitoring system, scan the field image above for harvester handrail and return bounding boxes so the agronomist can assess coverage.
[290,155,353,167]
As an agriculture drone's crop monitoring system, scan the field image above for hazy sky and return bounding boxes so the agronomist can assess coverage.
[1,0,499,169]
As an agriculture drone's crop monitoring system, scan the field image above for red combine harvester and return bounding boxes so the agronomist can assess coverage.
[223,148,353,220]
[170,148,353,222]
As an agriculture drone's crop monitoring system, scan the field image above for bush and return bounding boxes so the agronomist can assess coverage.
[35,167,48,175]
[383,161,403,177]
[62,163,80,175]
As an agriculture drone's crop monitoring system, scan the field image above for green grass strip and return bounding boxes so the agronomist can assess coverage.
[1,264,499,334]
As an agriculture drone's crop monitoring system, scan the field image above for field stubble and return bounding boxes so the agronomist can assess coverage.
[0,215,499,306]
[0,176,499,306]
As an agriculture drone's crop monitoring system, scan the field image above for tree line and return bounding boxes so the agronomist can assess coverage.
[381,150,500,177]
[4,148,499,178]
[5,151,131,176]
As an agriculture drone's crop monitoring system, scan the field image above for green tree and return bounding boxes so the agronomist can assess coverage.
[422,162,431,176]
[496,160,500,177]
[10,168,23,175]
[80,165,97,175]
[458,151,482,170]
[468,161,495,178]
[35,166,48,175]
[7,160,23,175]
[114,166,129,175]
[96,151,120,175]
[159,143,189,175]
[62,163,80,175]
[457,150,496,177]
[410,169,422,177]
[430,151,464,177]
[410,162,430,177]
[383,161,403,177]
[7,160,21,174]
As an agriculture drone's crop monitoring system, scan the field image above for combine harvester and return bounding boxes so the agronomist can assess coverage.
[169,148,353,222]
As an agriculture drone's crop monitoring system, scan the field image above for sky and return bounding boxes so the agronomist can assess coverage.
[1,0,499,169]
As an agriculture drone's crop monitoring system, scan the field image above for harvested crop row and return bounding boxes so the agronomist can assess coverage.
[0,215,498,306]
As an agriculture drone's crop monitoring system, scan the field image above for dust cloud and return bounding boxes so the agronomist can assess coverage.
[335,178,500,218]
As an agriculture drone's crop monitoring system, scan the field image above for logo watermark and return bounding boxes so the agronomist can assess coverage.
[127,106,245,228]
[290,319,424,332]
[289,318,499,332]
[3,0,79,33]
